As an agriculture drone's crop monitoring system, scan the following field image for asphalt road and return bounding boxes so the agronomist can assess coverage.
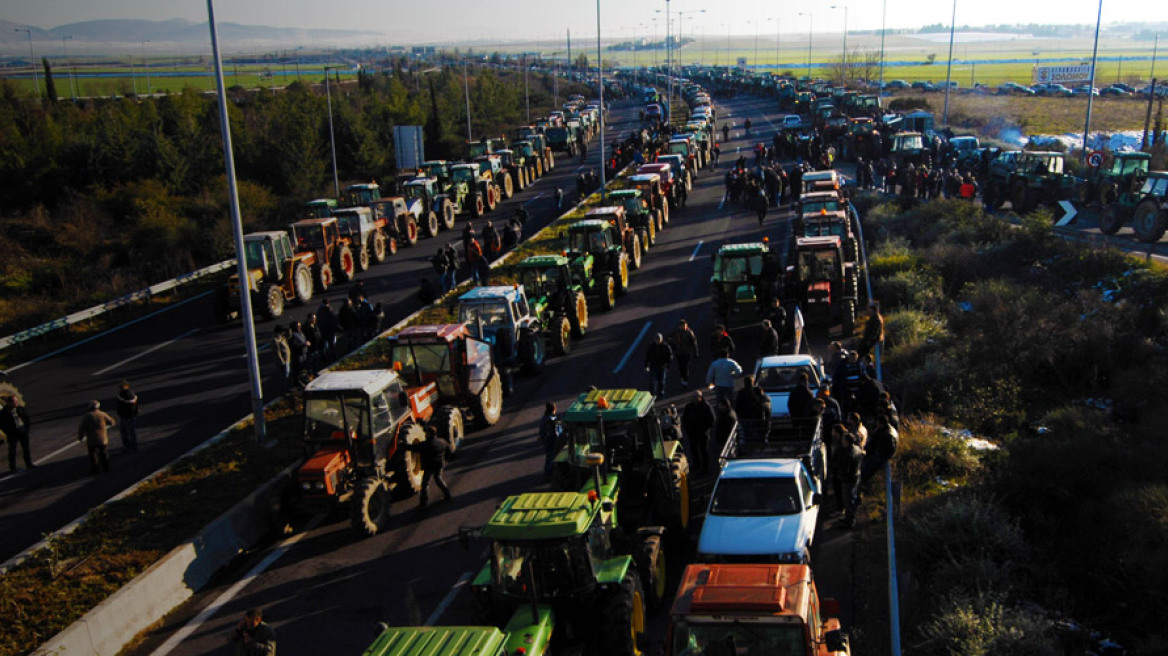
[116,93,866,656]
[0,102,637,563]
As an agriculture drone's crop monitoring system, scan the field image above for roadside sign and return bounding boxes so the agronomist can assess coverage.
[737,57,748,70]
[393,125,425,171]
[1056,200,1078,227]
[1086,151,1105,168]
[1034,65,1092,85]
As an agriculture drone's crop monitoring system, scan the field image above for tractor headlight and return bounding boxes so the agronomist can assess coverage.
[300,482,312,491]
[314,482,326,491]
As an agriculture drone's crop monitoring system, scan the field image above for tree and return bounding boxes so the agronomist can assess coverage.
[42,58,58,102]
[424,79,448,160]
[575,54,589,71]
[926,53,937,65]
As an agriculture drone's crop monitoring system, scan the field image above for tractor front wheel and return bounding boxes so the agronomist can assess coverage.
[434,407,466,453]
[350,477,392,538]
[595,572,647,656]
[471,369,503,428]
[570,291,589,338]
[501,172,514,199]
[260,283,285,320]
[440,200,456,230]
[390,422,426,498]
[334,244,356,283]
[424,211,440,239]
[599,274,616,311]
[552,316,572,356]
[634,533,668,610]
[314,263,333,293]
[649,451,691,534]
[519,328,546,374]
[615,257,630,296]
[371,233,388,263]
[292,262,313,305]
[1098,205,1124,235]
[404,216,420,245]
[629,235,643,271]
[355,244,371,272]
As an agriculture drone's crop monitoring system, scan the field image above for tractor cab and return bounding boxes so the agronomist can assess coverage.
[610,189,651,223]
[403,177,437,205]
[511,140,537,160]
[710,242,779,326]
[421,160,452,187]
[343,183,382,208]
[242,232,295,284]
[451,164,480,187]
[568,219,620,256]
[629,173,668,213]
[518,255,572,305]
[387,323,495,406]
[304,198,336,219]
[457,286,544,372]
[290,217,342,254]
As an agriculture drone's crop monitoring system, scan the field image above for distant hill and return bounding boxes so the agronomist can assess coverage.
[0,18,387,52]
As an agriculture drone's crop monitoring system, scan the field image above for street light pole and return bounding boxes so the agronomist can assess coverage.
[775,16,781,71]
[1152,33,1159,81]
[62,35,77,100]
[941,0,957,126]
[879,0,888,94]
[830,5,848,85]
[323,66,341,199]
[597,0,606,201]
[464,60,473,141]
[752,20,760,71]
[1082,0,1103,161]
[14,28,40,99]
[523,53,530,123]
[142,40,152,94]
[798,13,814,72]
[206,0,265,440]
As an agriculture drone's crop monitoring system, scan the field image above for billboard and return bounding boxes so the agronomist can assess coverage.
[1034,65,1092,85]
[393,126,425,171]
[737,57,748,70]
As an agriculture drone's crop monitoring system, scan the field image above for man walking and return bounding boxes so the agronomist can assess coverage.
[859,302,885,357]
[670,319,699,388]
[833,427,864,528]
[758,319,780,358]
[705,351,743,406]
[1,395,34,473]
[681,391,715,473]
[539,402,562,479]
[860,411,899,490]
[407,426,454,509]
[77,400,116,474]
[232,608,276,656]
[115,380,140,453]
[270,326,292,389]
[644,333,674,398]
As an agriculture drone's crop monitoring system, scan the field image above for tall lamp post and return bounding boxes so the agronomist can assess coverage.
[463,60,472,142]
[323,65,341,199]
[142,40,152,94]
[773,16,781,71]
[830,4,848,85]
[14,28,40,99]
[62,35,77,100]
[206,0,266,439]
[749,20,760,71]
[597,0,606,201]
[798,12,814,73]
[878,0,888,94]
[941,0,957,126]
[1082,0,1103,161]
[675,9,706,68]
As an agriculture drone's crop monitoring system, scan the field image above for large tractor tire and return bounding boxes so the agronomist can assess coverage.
[259,283,285,320]
[629,235,643,271]
[386,236,398,257]
[518,328,546,374]
[649,451,691,534]
[292,262,313,305]
[471,368,503,428]
[440,200,457,231]
[334,244,356,283]
[424,211,441,239]
[1132,199,1167,243]
[350,477,392,538]
[402,216,420,246]
[371,233,388,264]
[1010,180,1030,213]
[633,533,668,610]
[471,194,485,218]
[484,185,498,212]
[546,150,555,171]
[434,406,465,452]
[599,274,616,311]
[646,218,656,248]
[314,262,333,293]
[842,300,857,337]
[500,172,514,199]
[552,315,572,356]
[570,291,589,338]
[391,421,427,497]
[614,256,630,296]
[355,244,371,272]
[661,201,670,225]
[516,168,527,191]
[595,572,647,656]
[1098,205,1124,235]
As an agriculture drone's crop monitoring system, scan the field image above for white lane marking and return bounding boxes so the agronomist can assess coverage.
[33,438,82,466]
[147,512,327,656]
[613,321,652,374]
[92,328,200,377]
[689,241,704,262]
[425,570,473,626]
[522,193,546,206]
[7,291,215,373]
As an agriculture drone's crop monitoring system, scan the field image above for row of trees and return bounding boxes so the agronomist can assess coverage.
[0,64,590,335]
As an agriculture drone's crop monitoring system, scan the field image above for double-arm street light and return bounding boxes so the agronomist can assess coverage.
[323,65,341,199]
[14,28,40,99]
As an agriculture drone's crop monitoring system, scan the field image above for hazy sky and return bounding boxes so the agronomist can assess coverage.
[4,0,1167,44]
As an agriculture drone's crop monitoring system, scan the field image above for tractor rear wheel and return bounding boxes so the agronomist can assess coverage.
[595,572,646,656]
[599,274,616,311]
[516,168,527,190]
[292,262,313,305]
[334,244,356,283]
[424,211,440,239]
[387,236,398,257]
[615,257,630,296]
[501,172,514,199]
[472,195,484,218]
[404,216,420,245]
[260,283,285,320]
[314,263,333,293]
[519,328,546,374]
[371,233,388,263]
[661,201,670,225]
[350,477,391,538]
[434,407,465,453]
[471,368,503,428]
[649,451,691,534]
[647,218,656,247]
[485,186,498,212]
[355,244,371,272]
[1132,199,1167,242]
[391,421,427,497]
[629,235,643,271]
[570,291,589,338]
[633,534,668,610]
[440,200,456,230]
[1098,205,1124,235]
[552,316,572,355]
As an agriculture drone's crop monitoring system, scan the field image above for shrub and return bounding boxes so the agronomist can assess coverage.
[874,268,945,311]
[914,592,1061,656]
[892,417,982,492]
[884,309,948,350]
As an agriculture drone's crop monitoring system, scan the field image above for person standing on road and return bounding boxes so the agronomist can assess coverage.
[303,313,324,371]
[442,243,459,293]
[115,380,140,453]
[555,187,564,211]
[579,140,588,164]
[1,395,34,474]
[860,411,899,491]
[711,142,721,166]
[758,319,780,358]
[338,298,359,352]
[539,402,563,479]
[706,351,743,406]
[722,123,731,143]
[682,390,715,473]
[709,324,736,358]
[787,372,815,418]
[287,321,311,385]
[407,426,454,510]
[316,298,340,360]
[833,427,864,528]
[270,326,292,389]
[77,400,116,474]
[712,398,738,458]
[670,319,699,388]
[232,608,276,656]
[858,303,884,357]
[644,333,674,399]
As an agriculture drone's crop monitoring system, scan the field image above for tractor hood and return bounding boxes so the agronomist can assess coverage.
[297,445,351,498]
[698,511,815,562]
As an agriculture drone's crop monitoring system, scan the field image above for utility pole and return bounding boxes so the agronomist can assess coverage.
[62,35,78,100]
[941,0,957,126]
[324,66,340,199]
[567,29,572,71]
[14,28,40,99]
[597,0,606,200]
[1082,0,1103,161]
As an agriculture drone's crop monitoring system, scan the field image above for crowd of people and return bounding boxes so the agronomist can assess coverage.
[270,284,385,391]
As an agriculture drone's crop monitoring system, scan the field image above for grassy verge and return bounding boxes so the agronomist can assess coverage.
[847,197,1168,654]
[890,91,1154,136]
[0,165,636,656]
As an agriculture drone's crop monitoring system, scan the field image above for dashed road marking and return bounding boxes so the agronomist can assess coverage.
[613,321,652,374]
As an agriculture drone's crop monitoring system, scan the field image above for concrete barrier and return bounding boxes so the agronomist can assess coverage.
[31,460,299,656]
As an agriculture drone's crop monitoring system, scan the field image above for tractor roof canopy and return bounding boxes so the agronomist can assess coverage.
[361,626,509,656]
[392,323,471,344]
[518,254,571,269]
[482,491,599,540]
[670,564,813,618]
[563,388,654,422]
[305,370,401,397]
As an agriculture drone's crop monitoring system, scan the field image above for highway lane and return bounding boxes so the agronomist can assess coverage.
[124,93,827,656]
[0,102,641,562]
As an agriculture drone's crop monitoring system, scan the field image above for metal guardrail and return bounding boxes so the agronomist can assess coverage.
[0,259,235,352]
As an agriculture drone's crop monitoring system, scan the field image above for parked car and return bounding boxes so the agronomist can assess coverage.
[781,115,803,129]
[885,79,910,90]
[1073,85,1100,96]
[1100,86,1130,97]
[911,81,936,92]
[998,81,1036,96]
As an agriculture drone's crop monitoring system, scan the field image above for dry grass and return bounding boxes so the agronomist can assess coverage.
[896,91,1155,136]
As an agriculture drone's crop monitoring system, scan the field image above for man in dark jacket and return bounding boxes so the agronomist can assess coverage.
[115,380,140,453]
[854,372,886,420]
[712,398,737,458]
[1,395,34,473]
[233,607,276,656]
[338,298,359,351]
[643,333,674,398]
[670,319,700,388]
[787,372,815,418]
[539,402,562,479]
[833,428,864,528]
[407,426,453,509]
[681,391,716,473]
[709,324,735,358]
[860,412,899,490]
[734,375,764,438]
[316,298,341,358]
[758,319,780,358]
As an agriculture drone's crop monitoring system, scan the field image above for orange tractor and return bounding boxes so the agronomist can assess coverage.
[289,216,357,292]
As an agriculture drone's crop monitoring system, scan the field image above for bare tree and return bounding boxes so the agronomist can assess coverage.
[826,48,883,87]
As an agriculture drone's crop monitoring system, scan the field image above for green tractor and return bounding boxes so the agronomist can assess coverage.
[464,453,667,654]
[509,140,544,181]
[467,136,509,159]
[1098,170,1168,241]
[516,254,591,356]
[1077,151,1151,207]
[565,218,634,297]
[453,163,502,214]
[710,241,783,329]
[360,626,514,656]
[985,151,1077,213]
[550,389,692,536]
[609,190,659,253]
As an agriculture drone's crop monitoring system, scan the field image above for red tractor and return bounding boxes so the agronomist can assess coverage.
[289,217,357,292]
[785,235,860,337]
